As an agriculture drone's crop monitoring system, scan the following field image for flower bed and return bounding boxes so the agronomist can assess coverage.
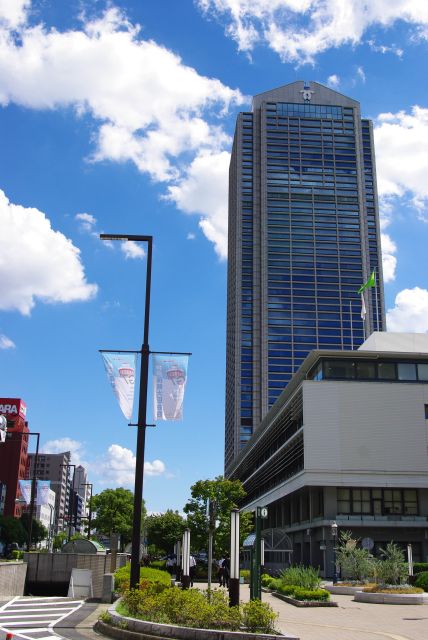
[95,598,299,640]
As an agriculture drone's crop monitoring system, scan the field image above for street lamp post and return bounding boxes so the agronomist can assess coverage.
[100,233,153,590]
[229,508,240,607]
[81,483,93,540]
[331,521,338,584]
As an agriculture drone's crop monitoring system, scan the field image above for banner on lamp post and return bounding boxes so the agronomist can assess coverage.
[101,352,137,421]
[153,355,188,421]
[36,480,51,506]
[19,479,32,505]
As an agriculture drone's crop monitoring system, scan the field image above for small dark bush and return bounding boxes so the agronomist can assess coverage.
[414,571,428,592]
[292,587,330,601]
[413,563,428,575]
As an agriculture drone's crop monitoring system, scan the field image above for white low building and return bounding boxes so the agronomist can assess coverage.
[35,488,56,549]
[227,333,428,576]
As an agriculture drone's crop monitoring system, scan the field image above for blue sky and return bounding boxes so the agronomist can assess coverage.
[1,0,428,513]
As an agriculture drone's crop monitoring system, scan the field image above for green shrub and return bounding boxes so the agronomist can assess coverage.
[268,578,282,591]
[335,531,374,582]
[99,611,113,623]
[114,563,171,593]
[261,573,272,588]
[414,571,428,592]
[276,584,296,596]
[376,542,408,586]
[121,586,241,630]
[363,585,423,594]
[120,587,277,633]
[149,560,166,570]
[292,587,330,601]
[413,563,428,575]
[240,599,278,633]
[240,569,250,583]
[280,565,321,590]
[11,550,23,560]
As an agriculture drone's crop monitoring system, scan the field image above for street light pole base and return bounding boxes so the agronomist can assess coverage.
[229,577,240,607]
[181,575,190,590]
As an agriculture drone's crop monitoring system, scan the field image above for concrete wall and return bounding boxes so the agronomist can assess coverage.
[23,553,128,598]
[303,380,428,481]
[0,561,27,596]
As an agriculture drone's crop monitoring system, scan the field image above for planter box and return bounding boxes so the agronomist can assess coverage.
[271,592,337,608]
[96,600,299,640]
[354,590,428,605]
[324,584,362,596]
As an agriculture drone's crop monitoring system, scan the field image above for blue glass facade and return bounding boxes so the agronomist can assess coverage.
[225,83,385,471]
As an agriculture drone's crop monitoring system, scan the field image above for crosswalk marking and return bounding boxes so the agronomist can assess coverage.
[0,596,84,639]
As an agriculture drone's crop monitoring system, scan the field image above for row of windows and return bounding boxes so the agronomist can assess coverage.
[310,359,428,382]
[337,488,418,516]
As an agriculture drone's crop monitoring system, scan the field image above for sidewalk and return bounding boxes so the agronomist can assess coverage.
[197,583,428,640]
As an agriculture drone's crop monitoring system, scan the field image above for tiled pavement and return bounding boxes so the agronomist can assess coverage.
[201,583,428,640]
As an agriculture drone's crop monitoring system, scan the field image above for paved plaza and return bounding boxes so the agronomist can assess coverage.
[237,584,428,640]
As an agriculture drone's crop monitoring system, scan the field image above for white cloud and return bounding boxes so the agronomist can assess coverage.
[356,65,366,83]
[374,107,428,213]
[387,287,428,332]
[187,233,196,240]
[367,39,404,57]
[75,212,97,231]
[95,444,167,487]
[380,233,397,283]
[39,440,168,488]
[0,189,98,315]
[42,437,85,466]
[121,240,146,260]
[0,5,245,255]
[327,74,340,88]
[196,0,428,64]
[166,151,230,259]
[0,334,15,349]
[0,0,30,29]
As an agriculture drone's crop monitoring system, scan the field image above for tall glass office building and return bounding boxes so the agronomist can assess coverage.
[225,81,385,471]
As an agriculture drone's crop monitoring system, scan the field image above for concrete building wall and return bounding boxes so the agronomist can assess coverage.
[303,380,428,478]
[0,561,27,597]
[23,553,128,598]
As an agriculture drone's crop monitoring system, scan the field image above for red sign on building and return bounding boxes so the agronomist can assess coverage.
[0,398,29,517]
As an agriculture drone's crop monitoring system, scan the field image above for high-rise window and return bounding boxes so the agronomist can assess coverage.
[225,82,385,472]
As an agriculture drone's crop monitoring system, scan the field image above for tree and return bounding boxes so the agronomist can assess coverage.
[145,510,186,555]
[335,530,374,582]
[91,488,145,550]
[183,476,253,557]
[53,531,68,551]
[0,515,27,546]
[20,513,48,545]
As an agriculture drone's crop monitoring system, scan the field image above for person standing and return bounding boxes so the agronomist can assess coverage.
[217,557,225,586]
[189,554,197,587]
[222,555,230,589]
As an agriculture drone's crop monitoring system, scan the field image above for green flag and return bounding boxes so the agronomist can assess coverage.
[357,270,376,295]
